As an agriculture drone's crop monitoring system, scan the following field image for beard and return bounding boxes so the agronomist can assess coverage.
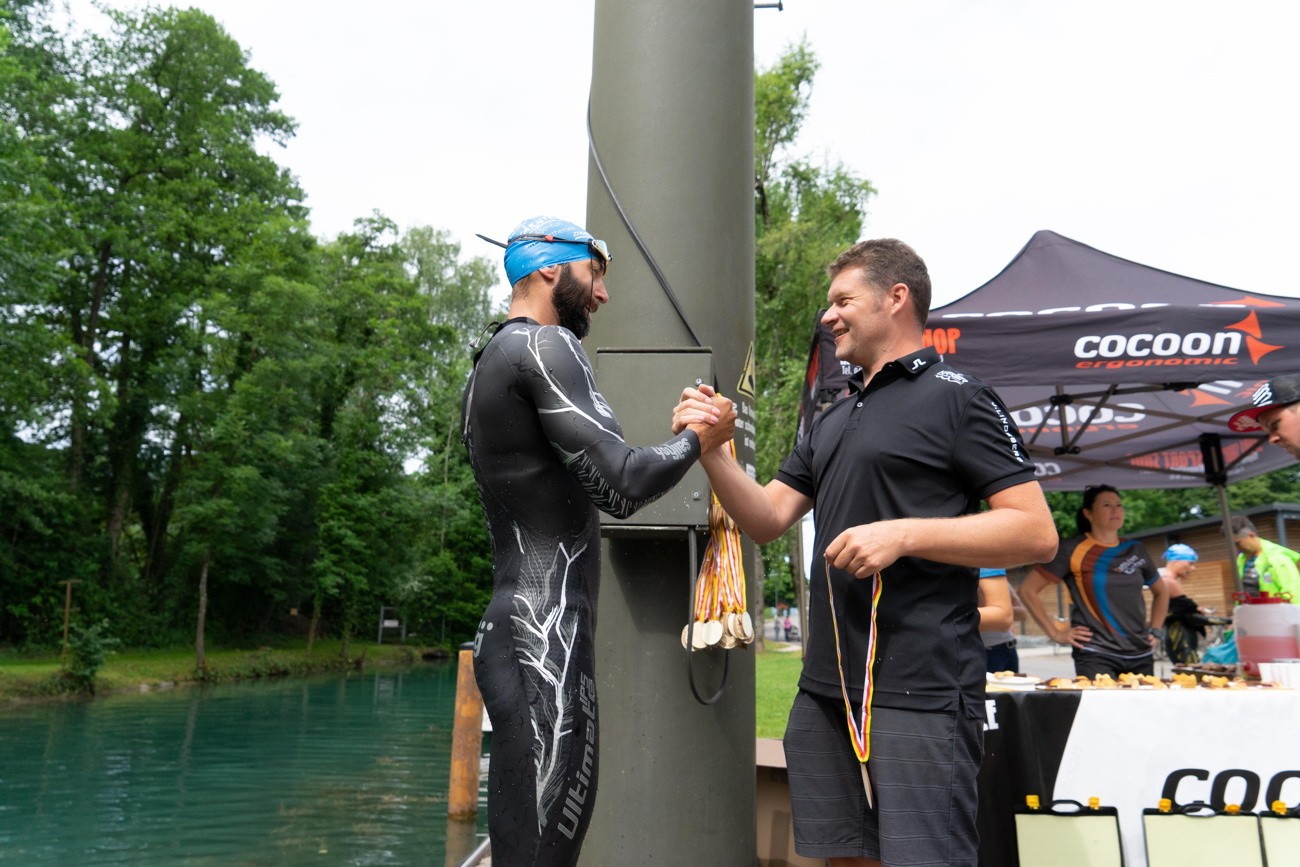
[553,264,595,339]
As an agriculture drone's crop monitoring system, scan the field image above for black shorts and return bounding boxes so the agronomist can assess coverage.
[1072,649,1154,678]
[782,690,983,865]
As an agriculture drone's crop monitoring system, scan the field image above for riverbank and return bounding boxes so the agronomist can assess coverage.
[0,639,448,704]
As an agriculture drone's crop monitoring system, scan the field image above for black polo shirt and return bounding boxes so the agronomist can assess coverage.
[776,347,1037,713]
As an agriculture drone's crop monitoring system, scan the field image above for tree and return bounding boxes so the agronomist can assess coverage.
[1,2,314,647]
[400,225,497,644]
[1044,467,1300,539]
[0,4,105,646]
[753,42,875,594]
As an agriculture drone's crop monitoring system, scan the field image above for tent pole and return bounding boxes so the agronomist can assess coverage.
[1215,483,1242,593]
[1199,433,1243,593]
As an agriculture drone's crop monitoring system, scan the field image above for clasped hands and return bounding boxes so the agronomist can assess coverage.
[673,385,905,579]
[672,383,737,455]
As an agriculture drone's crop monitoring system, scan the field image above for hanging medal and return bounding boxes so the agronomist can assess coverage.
[824,558,882,807]
[681,440,753,650]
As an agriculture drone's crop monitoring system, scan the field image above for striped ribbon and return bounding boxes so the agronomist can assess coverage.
[693,441,747,623]
[824,559,882,803]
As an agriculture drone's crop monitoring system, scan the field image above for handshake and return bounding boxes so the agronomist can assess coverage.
[671,383,737,455]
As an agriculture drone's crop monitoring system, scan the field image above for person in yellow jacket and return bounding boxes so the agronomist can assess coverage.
[1230,516,1300,602]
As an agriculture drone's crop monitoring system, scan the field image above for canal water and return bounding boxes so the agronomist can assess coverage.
[0,663,488,865]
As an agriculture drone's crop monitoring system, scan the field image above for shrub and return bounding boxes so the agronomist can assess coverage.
[63,619,121,694]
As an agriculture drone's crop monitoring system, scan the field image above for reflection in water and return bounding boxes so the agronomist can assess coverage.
[0,664,488,865]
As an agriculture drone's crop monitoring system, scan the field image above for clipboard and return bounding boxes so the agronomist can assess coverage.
[1014,799,1123,867]
[1141,805,1263,867]
[1258,809,1300,866]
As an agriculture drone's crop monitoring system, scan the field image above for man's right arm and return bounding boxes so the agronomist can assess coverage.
[674,384,810,542]
[696,448,812,544]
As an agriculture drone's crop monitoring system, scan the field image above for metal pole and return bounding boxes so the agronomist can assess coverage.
[1216,484,1242,592]
[1200,434,1243,592]
[583,1,756,863]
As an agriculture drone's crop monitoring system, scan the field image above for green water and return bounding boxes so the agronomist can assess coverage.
[0,664,488,865]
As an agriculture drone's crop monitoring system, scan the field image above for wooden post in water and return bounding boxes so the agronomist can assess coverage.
[448,641,484,819]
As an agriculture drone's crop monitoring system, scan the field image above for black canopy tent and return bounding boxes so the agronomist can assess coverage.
[797,230,1300,583]
[929,230,1300,580]
[926,230,1299,491]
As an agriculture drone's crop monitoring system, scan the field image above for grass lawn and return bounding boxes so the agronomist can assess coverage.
[755,643,803,739]
[0,640,433,701]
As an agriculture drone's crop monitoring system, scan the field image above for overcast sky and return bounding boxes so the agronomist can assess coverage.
[73,1,1300,307]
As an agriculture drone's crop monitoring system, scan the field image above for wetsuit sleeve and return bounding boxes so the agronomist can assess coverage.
[517,325,701,519]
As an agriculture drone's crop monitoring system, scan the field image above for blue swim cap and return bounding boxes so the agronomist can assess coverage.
[1163,543,1198,562]
[502,216,607,286]
[978,567,1007,579]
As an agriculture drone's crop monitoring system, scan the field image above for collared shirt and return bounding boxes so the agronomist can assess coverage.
[776,347,1036,712]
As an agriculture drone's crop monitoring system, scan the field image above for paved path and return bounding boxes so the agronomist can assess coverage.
[1017,642,1179,681]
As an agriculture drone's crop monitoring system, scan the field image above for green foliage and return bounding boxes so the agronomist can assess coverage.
[0,3,495,655]
[3,12,1298,664]
[63,618,121,693]
[763,567,795,608]
[752,41,875,591]
[1046,465,1300,538]
[0,640,422,699]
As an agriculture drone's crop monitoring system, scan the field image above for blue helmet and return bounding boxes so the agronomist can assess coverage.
[1162,543,1198,563]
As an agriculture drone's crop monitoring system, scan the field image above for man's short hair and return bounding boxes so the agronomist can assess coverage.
[1230,516,1257,536]
[827,239,931,327]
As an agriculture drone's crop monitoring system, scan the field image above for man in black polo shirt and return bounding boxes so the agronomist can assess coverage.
[673,238,1057,866]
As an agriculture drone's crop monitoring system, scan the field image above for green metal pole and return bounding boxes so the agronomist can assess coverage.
[582,1,757,864]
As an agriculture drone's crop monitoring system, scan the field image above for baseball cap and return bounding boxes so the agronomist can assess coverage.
[1162,543,1198,563]
[1229,374,1300,432]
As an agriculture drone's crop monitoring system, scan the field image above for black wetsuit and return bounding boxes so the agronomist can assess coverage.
[461,318,699,866]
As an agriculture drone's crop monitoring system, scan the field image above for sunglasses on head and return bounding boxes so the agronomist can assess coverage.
[475,232,611,271]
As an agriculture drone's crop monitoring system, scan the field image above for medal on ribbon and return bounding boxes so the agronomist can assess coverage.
[824,559,882,807]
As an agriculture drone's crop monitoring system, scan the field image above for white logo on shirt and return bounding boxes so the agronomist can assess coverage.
[1116,553,1145,575]
[987,398,1026,463]
[935,370,968,385]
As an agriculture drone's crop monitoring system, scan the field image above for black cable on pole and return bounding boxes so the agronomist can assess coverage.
[587,96,705,348]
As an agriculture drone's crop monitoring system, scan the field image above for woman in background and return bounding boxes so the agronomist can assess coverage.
[1020,484,1170,677]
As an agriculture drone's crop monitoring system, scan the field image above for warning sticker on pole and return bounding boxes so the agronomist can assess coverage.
[736,342,756,399]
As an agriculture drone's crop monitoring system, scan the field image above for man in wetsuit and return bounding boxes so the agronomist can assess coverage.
[461,216,736,866]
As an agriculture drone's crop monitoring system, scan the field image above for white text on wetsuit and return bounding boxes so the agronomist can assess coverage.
[558,673,598,839]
